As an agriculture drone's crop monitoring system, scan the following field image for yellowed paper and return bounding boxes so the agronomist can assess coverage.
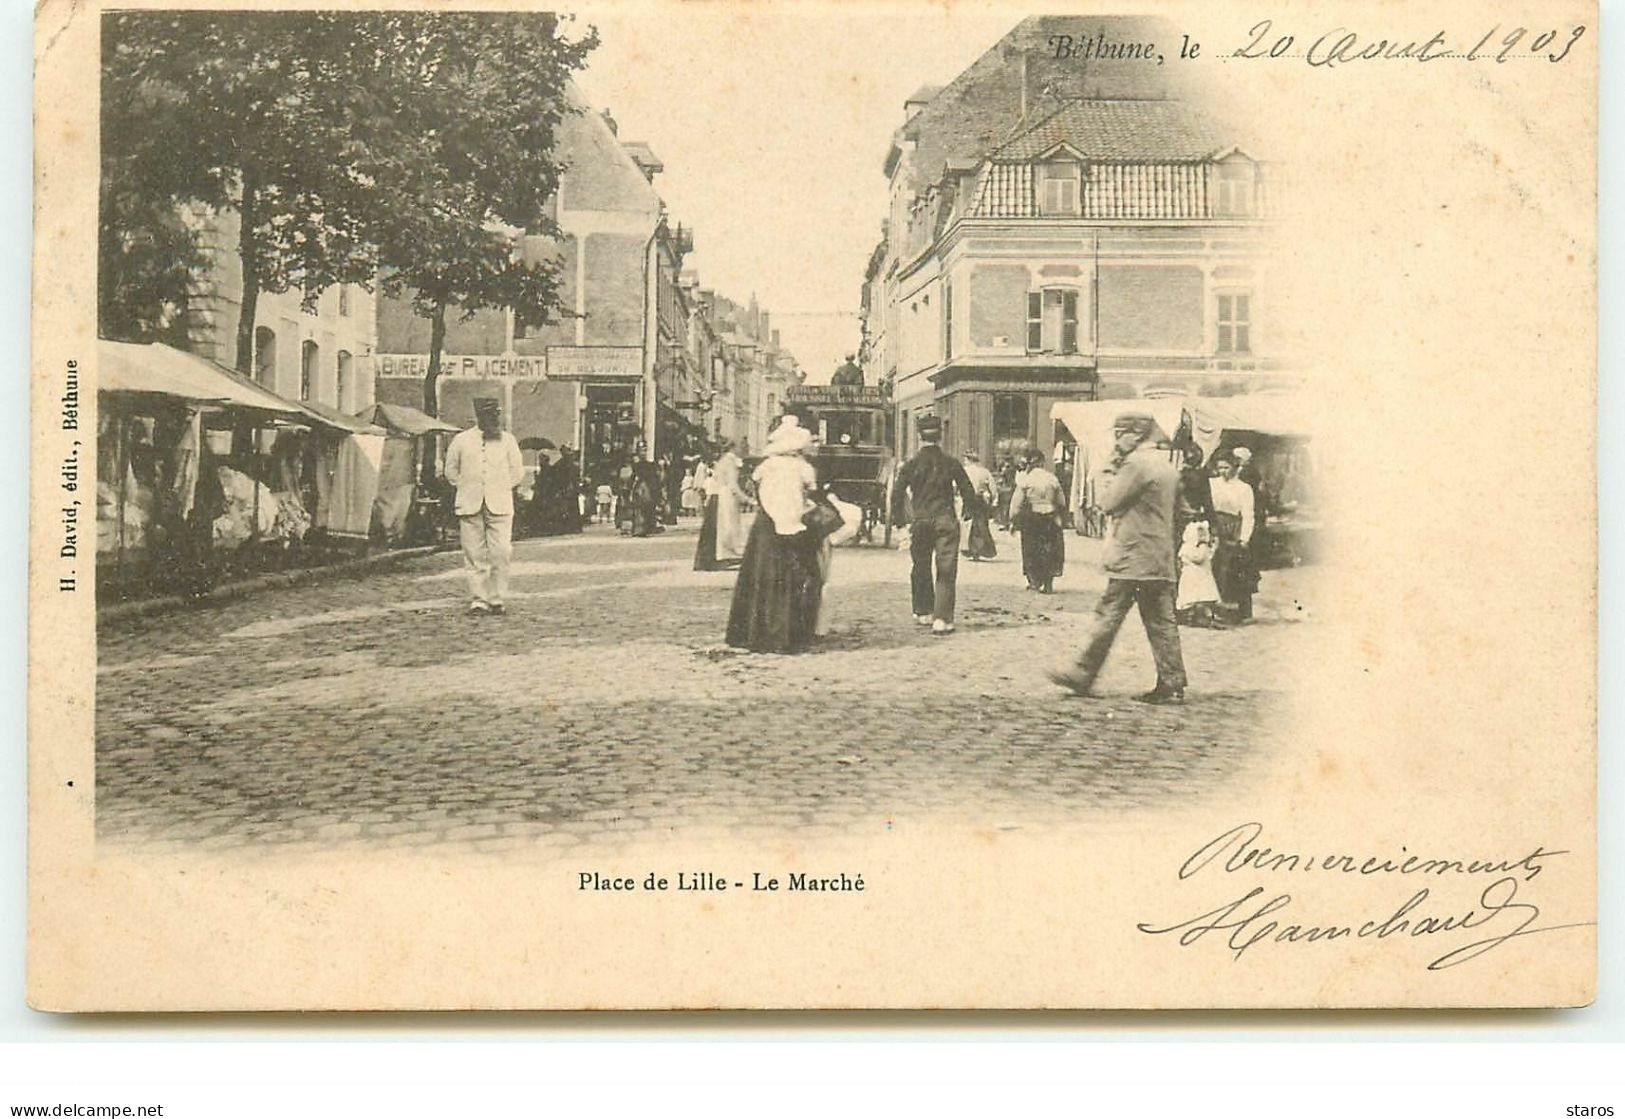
[30,0,1596,1009]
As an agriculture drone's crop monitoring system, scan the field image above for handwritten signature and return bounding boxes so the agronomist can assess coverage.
[1139,823,1592,970]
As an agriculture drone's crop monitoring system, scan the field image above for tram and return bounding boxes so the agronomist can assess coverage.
[782,383,895,545]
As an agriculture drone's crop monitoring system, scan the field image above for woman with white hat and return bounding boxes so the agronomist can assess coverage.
[725,417,823,653]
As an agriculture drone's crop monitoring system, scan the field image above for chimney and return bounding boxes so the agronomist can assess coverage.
[771,329,780,348]
[600,108,618,136]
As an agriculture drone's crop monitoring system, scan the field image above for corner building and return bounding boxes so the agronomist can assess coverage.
[862,16,1294,465]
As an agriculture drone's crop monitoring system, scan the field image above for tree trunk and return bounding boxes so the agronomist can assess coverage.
[421,296,447,483]
[233,173,260,376]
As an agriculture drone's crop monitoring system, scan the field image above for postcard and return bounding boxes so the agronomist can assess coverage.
[28,0,1596,1009]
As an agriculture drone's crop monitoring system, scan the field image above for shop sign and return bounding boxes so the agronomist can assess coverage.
[786,384,888,406]
[546,346,643,380]
[376,354,548,380]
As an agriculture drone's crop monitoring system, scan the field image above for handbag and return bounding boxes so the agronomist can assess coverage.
[802,498,845,539]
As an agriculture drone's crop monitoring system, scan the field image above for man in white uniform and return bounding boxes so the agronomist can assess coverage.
[443,397,525,615]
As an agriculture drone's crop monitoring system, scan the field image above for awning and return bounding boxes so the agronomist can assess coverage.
[98,340,306,419]
[1050,398,1184,450]
[1186,392,1315,441]
[360,401,460,437]
[296,399,387,436]
[1052,391,1315,481]
[658,401,708,442]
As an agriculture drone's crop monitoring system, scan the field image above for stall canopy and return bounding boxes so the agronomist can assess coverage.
[356,402,457,543]
[1050,393,1315,527]
[1184,392,1315,463]
[296,399,387,437]
[1050,398,1184,452]
[360,402,459,437]
[99,340,305,419]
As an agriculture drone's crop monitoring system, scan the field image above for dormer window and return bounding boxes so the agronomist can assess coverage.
[1038,160,1081,216]
[1214,157,1257,217]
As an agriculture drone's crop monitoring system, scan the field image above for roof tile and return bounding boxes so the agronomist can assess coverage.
[994,99,1235,163]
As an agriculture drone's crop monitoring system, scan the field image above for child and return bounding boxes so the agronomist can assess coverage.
[1177,519,1223,628]
[594,482,614,524]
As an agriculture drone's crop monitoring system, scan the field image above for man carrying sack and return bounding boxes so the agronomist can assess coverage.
[890,414,980,636]
[444,396,525,616]
[1048,411,1189,703]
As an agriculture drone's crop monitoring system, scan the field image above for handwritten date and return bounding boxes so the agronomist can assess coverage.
[1230,19,1586,66]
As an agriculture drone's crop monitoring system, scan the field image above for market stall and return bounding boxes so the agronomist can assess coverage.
[1183,392,1319,566]
[357,402,459,544]
[1050,392,1317,563]
[296,401,388,544]
[98,340,312,597]
[1049,398,1184,536]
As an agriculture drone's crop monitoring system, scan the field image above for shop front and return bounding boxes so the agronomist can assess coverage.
[929,357,1097,468]
[546,346,646,492]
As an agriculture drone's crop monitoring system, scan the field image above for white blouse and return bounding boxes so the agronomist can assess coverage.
[754,454,816,536]
[1209,475,1256,542]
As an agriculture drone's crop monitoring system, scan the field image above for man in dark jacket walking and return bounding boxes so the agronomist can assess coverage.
[891,415,980,635]
[1049,411,1189,703]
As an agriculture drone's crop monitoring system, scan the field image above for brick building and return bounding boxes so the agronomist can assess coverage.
[374,85,678,487]
[374,83,795,486]
[184,208,378,414]
[861,16,1293,465]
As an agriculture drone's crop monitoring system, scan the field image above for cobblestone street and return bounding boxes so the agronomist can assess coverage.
[95,524,1315,854]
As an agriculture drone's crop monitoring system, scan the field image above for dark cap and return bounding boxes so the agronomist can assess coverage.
[473,397,501,418]
[915,414,943,438]
[1113,410,1154,434]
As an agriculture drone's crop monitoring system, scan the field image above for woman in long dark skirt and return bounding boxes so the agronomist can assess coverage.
[960,451,998,561]
[1209,452,1260,621]
[626,461,662,537]
[726,419,821,653]
[1008,450,1066,593]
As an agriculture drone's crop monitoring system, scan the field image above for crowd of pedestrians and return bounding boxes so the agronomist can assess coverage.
[443,398,1266,706]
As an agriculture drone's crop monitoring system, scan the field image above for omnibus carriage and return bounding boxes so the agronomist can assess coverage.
[783,384,894,545]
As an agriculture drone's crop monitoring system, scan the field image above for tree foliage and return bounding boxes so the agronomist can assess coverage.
[99,11,598,385]
[362,13,598,415]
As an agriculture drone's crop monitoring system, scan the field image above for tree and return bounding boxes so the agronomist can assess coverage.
[99,10,597,405]
[100,12,407,371]
[363,13,598,418]
[97,187,204,347]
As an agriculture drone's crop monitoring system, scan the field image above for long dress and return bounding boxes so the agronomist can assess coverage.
[1210,475,1259,617]
[725,455,820,654]
[962,464,998,560]
[627,467,661,537]
[1010,467,1065,590]
[712,452,746,561]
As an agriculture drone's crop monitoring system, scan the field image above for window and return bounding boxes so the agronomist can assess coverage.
[1214,161,1256,217]
[338,284,352,317]
[1027,288,1080,354]
[1217,293,1251,354]
[1039,161,1081,216]
[336,350,352,410]
[943,281,953,361]
[300,340,318,400]
[993,393,1028,441]
[253,327,276,387]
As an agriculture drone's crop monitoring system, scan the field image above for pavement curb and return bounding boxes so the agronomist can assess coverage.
[97,544,453,624]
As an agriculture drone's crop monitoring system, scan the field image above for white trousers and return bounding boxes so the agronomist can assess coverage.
[458,507,513,606]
